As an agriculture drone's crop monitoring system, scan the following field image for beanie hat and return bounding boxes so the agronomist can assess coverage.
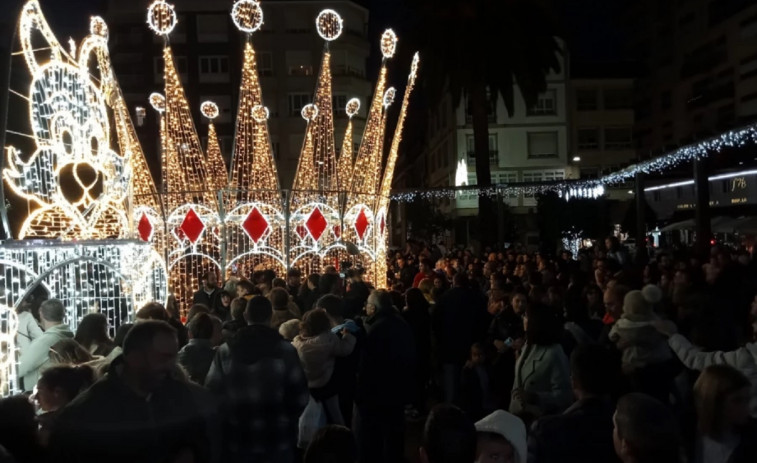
[475,410,527,463]
[622,284,663,320]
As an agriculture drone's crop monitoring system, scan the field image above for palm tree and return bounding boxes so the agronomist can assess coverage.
[407,0,562,245]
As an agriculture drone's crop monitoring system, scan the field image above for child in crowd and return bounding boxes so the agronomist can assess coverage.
[460,343,496,421]
[609,284,673,374]
[474,410,527,463]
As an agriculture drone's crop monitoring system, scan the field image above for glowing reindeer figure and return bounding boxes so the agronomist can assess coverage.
[3,1,130,240]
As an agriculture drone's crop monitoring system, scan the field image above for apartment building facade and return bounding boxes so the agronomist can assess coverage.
[105,0,372,189]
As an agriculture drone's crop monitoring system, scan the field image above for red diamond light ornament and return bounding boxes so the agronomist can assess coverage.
[305,207,328,241]
[379,215,386,236]
[333,225,341,239]
[137,212,153,241]
[295,225,307,240]
[180,208,205,244]
[242,207,269,244]
[354,208,369,241]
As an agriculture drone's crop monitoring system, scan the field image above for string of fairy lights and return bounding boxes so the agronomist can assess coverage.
[390,123,757,202]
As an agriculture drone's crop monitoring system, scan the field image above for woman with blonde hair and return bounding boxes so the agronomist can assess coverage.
[691,364,757,463]
[418,278,435,304]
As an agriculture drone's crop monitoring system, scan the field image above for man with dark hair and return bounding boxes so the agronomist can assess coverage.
[179,313,216,384]
[235,279,256,300]
[287,268,302,296]
[344,268,371,319]
[433,272,488,404]
[319,272,342,296]
[356,290,416,463]
[135,301,169,321]
[206,295,308,463]
[194,270,224,313]
[221,297,248,340]
[528,344,621,463]
[419,404,477,463]
[613,393,682,463]
[18,299,73,391]
[269,287,297,329]
[321,294,364,426]
[48,321,219,463]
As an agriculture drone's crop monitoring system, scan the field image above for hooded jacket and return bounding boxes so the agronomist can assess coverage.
[205,324,309,463]
[475,410,527,463]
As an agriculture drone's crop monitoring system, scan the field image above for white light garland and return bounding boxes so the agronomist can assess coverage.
[149,92,166,112]
[345,98,360,118]
[251,104,269,122]
[383,87,396,109]
[380,29,397,59]
[0,305,18,396]
[316,9,343,41]
[200,101,219,119]
[231,0,264,34]
[391,124,757,202]
[301,103,319,121]
[147,0,177,36]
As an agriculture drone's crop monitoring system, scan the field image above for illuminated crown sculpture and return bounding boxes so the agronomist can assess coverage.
[0,0,167,395]
[147,0,419,312]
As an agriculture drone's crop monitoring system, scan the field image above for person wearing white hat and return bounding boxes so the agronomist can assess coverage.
[474,410,527,463]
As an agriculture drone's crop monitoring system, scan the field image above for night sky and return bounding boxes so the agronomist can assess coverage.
[34,0,627,63]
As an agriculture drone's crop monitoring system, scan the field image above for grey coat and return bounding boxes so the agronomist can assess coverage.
[510,343,572,416]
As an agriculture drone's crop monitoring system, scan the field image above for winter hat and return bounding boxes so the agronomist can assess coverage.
[474,410,527,463]
[622,284,663,320]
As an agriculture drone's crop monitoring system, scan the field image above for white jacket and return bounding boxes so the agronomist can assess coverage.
[15,311,43,353]
[292,331,355,388]
[17,324,74,391]
[668,333,757,416]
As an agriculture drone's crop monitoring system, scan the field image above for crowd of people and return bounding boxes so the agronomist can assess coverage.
[2,235,757,463]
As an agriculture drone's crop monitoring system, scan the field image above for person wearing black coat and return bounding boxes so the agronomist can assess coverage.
[47,321,220,463]
[432,273,489,404]
[402,288,432,416]
[528,344,620,463]
[355,290,416,463]
[193,272,226,315]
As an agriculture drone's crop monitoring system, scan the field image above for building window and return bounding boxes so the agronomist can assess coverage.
[465,133,498,163]
[288,93,311,116]
[199,56,229,83]
[741,14,757,40]
[576,89,598,111]
[494,172,518,200]
[603,88,633,110]
[333,95,347,116]
[286,51,313,76]
[604,127,633,149]
[528,89,557,116]
[577,128,599,150]
[259,52,273,77]
[196,14,228,42]
[465,95,496,123]
[740,53,757,80]
[527,132,559,159]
